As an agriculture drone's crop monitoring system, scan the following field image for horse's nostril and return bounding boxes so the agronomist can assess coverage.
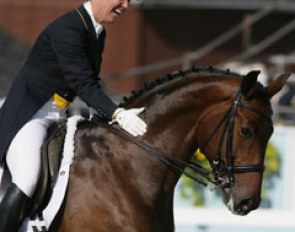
[238,198,256,214]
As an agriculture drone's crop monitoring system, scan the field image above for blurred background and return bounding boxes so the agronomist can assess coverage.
[0,0,294,231]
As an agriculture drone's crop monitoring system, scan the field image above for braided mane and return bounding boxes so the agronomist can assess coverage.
[119,66,242,107]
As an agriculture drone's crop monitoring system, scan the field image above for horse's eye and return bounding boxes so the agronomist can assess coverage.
[240,127,253,138]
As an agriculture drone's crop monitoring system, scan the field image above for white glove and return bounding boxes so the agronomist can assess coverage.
[110,107,147,137]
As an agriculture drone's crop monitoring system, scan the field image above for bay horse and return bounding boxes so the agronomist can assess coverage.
[57,67,288,232]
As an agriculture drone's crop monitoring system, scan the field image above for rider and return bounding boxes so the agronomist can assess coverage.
[0,0,147,231]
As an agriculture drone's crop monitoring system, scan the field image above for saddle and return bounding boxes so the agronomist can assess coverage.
[28,121,66,217]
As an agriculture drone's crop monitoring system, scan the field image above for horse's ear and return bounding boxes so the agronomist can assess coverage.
[266,73,290,98]
[241,70,260,98]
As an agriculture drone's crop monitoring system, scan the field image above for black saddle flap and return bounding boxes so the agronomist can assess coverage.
[29,120,66,217]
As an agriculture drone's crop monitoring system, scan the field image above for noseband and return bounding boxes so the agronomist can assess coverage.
[92,87,272,189]
[200,89,271,188]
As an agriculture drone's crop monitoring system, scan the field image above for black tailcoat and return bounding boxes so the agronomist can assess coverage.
[0,5,117,161]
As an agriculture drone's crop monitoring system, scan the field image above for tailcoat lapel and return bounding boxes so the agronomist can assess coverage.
[76,5,105,75]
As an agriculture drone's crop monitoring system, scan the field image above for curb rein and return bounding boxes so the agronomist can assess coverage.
[91,87,272,189]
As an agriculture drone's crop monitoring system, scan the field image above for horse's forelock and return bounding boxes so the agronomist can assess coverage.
[247,82,271,103]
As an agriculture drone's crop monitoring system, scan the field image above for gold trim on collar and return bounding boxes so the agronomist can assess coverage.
[75,8,89,31]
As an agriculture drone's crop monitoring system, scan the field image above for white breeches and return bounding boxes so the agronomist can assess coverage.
[5,100,67,197]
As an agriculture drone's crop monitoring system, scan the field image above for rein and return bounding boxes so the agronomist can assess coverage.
[91,117,212,187]
[91,87,272,189]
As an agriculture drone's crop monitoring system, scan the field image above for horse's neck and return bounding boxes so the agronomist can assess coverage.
[116,77,238,215]
[114,80,230,208]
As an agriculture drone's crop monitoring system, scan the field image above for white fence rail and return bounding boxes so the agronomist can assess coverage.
[175,208,295,228]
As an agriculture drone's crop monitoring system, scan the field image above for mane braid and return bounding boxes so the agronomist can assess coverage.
[119,66,242,107]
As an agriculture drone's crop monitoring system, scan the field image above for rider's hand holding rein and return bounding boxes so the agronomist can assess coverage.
[111,107,147,137]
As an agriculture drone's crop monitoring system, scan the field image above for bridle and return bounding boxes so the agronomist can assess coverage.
[199,89,271,188]
[91,87,272,189]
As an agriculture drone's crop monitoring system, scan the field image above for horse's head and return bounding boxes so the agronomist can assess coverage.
[198,71,289,215]
[119,67,288,217]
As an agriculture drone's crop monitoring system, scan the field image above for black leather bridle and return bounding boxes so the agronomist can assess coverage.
[91,87,272,189]
[199,89,272,188]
